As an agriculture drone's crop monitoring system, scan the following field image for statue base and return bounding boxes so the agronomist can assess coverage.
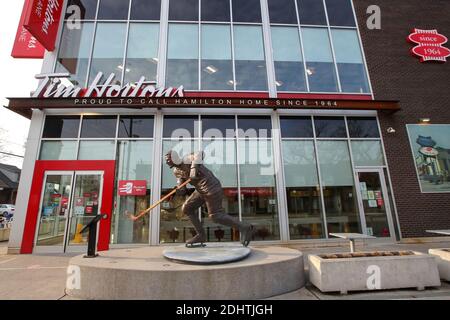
[66,245,304,300]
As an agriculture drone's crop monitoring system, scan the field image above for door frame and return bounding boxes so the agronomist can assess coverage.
[354,168,396,242]
[21,160,115,254]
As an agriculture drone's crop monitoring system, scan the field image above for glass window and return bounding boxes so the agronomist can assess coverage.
[271,27,306,92]
[169,0,198,21]
[55,22,94,86]
[282,140,323,239]
[166,23,199,90]
[325,0,356,27]
[297,0,327,25]
[331,29,369,93]
[163,116,199,138]
[302,27,338,92]
[89,22,127,84]
[317,141,361,233]
[124,23,159,83]
[39,141,77,160]
[238,139,279,240]
[112,141,153,244]
[233,26,267,91]
[314,117,347,138]
[232,0,261,23]
[347,117,380,138]
[280,116,313,138]
[65,0,98,20]
[97,0,130,20]
[201,0,230,22]
[268,0,297,24]
[78,141,116,160]
[238,116,272,138]
[43,116,80,138]
[81,116,117,138]
[202,116,236,138]
[118,116,154,138]
[130,0,161,20]
[351,141,385,166]
[201,24,233,90]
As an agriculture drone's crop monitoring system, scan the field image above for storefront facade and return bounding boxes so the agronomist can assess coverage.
[7,0,450,254]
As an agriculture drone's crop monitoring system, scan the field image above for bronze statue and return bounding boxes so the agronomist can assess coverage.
[165,150,255,247]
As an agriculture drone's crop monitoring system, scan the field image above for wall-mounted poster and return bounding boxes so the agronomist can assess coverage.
[407,124,450,193]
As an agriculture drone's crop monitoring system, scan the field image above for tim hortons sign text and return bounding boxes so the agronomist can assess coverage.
[408,29,450,62]
[33,72,185,98]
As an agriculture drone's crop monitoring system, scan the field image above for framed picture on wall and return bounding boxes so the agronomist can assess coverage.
[406,124,450,193]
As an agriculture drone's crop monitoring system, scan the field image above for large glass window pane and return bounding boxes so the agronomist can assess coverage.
[325,0,356,27]
[160,140,199,243]
[125,23,159,83]
[97,0,130,20]
[238,139,279,241]
[163,116,199,138]
[268,0,297,24]
[130,0,161,20]
[202,116,236,138]
[271,27,306,92]
[39,141,77,160]
[332,29,369,93]
[78,141,115,160]
[234,26,267,91]
[55,22,94,86]
[280,116,313,138]
[314,117,347,138]
[302,27,338,92]
[351,141,384,167]
[201,140,239,242]
[43,116,80,138]
[81,116,117,138]
[65,0,98,20]
[118,116,154,138]
[297,0,327,25]
[238,116,272,138]
[112,141,153,244]
[317,141,361,233]
[89,23,127,84]
[282,140,323,239]
[166,23,199,90]
[347,117,380,138]
[232,0,261,23]
[201,0,230,22]
[201,25,233,90]
[169,0,198,21]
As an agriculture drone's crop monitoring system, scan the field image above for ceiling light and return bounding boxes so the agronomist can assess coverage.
[227,80,235,86]
[306,68,314,76]
[419,118,431,124]
[205,65,218,74]
[275,80,283,87]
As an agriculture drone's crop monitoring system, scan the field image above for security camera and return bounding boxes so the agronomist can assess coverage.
[387,127,396,133]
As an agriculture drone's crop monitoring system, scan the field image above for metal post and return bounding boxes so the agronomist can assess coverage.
[350,239,355,253]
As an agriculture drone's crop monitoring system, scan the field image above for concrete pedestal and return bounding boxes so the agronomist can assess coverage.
[66,246,305,300]
[429,249,450,281]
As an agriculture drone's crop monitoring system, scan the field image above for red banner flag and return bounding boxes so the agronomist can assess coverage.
[23,0,64,52]
[11,0,45,58]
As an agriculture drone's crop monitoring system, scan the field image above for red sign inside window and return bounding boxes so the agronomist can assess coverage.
[408,29,450,62]
[11,0,45,58]
[23,0,64,51]
[118,180,148,196]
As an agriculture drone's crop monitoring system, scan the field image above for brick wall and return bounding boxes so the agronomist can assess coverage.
[353,0,450,237]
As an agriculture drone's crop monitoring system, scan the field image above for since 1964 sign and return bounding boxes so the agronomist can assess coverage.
[408,29,450,62]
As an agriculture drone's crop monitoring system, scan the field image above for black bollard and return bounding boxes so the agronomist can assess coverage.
[80,214,108,258]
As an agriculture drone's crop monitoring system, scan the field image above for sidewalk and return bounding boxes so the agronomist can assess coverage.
[0,240,449,300]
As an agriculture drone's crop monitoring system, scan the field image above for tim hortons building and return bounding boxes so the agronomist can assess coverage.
[6,0,450,254]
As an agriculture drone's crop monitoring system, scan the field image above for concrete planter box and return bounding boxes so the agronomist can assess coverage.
[308,251,441,294]
[0,228,10,242]
[429,249,450,281]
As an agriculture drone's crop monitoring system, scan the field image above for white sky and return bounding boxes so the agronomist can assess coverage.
[0,1,43,168]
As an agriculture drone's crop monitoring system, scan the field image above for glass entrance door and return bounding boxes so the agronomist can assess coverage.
[35,171,104,253]
[355,169,393,238]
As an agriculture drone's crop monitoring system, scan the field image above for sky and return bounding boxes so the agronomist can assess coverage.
[0,1,42,169]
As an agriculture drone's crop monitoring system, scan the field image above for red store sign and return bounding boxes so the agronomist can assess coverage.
[118,180,148,196]
[23,0,64,51]
[408,29,450,62]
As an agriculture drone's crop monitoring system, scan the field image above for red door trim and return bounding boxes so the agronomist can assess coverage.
[21,160,116,254]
